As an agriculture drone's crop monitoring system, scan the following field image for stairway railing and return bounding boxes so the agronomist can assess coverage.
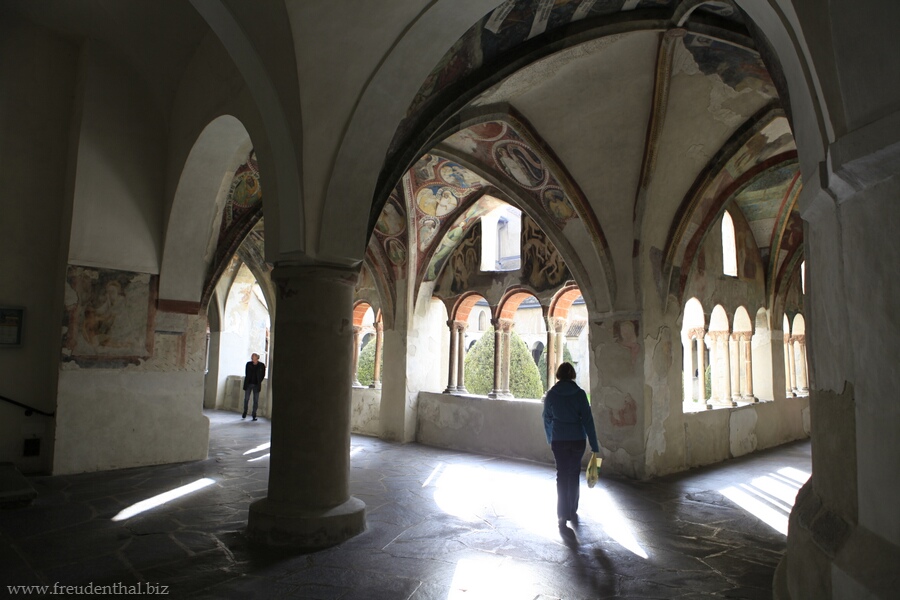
[0,394,55,417]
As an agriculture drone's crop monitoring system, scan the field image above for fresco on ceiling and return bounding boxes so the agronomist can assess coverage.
[731,118,795,174]
[372,188,409,278]
[772,203,803,282]
[222,151,261,232]
[681,33,776,96]
[668,120,799,296]
[444,120,580,226]
[406,0,681,120]
[424,200,493,282]
[407,155,489,275]
[521,214,571,290]
[732,163,798,251]
[392,0,750,154]
[62,266,155,363]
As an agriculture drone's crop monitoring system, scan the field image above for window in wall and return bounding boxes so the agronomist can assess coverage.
[722,211,738,277]
[480,204,521,271]
[478,311,487,331]
[801,260,806,294]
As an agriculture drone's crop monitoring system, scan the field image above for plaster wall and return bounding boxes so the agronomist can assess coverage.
[417,392,554,465]
[54,370,209,474]
[0,19,77,473]
[68,43,164,274]
[350,388,381,437]
[683,399,809,469]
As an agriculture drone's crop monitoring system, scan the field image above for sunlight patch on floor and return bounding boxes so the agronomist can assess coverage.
[112,478,216,521]
[447,555,539,600]
[720,466,809,535]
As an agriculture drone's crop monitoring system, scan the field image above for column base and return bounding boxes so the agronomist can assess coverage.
[247,496,366,550]
[742,395,758,403]
[488,391,514,399]
[443,386,458,394]
[455,386,469,395]
[369,382,382,390]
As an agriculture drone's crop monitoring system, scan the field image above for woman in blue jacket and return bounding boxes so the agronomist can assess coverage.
[542,362,600,527]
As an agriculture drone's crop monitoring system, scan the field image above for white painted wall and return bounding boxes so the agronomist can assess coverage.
[54,371,209,474]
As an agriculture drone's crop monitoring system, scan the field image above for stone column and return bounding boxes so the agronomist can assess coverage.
[695,329,709,408]
[444,319,458,393]
[489,319,503,398]
[547,316,567,387]
[456,321,469,394]
[247,265,365,549]
[796,334,809,394]
[787,335,798,395]
[500,318,514,396]
[370,321,383,389]
[546,318,557,389]
[709,331,720,403]
[742,334,756,401]
[490,319,514,398]
[783,333,794,397]
[721,332,735,406]
[730,333,742,404]
[350,326,362,387]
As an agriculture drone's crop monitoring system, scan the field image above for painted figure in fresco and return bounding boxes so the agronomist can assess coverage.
[376,201,405,236]
[81,280,127,349]
[417,185,461,217]
[242,353,266,421]
[418,216,440,251]
[440,162,481,189]
[495,142,545,188]
[542,362,600,528]
[543,187,576,222]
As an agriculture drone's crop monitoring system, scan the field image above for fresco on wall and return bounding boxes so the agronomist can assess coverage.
[614,319,641,366]
[521,215,571,290]
[449,226,482,295]
[62,266,155,362]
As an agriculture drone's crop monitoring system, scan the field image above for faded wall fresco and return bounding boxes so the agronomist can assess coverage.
[62,266,155,363]
[62,266,208,371]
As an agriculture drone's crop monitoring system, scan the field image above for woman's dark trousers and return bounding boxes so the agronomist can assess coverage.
[551,439,586,521]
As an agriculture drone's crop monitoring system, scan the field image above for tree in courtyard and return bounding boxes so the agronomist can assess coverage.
[356,340,380,386]
[463,327,544,399]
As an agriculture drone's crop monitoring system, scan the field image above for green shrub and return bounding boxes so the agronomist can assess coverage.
[463,328,544,399]
[357,340,380,386]
[537,343,574,391]
[704,363,712,400]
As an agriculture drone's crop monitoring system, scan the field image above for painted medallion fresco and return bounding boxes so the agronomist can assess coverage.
[444,121,580,225]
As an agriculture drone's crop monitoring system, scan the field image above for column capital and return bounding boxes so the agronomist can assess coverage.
[496,318,515,332]
[689,327,706,340]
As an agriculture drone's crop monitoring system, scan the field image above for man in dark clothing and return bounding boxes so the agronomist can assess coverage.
[242,353,266,421]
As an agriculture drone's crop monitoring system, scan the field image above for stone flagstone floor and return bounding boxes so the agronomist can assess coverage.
[0,410,811,599]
